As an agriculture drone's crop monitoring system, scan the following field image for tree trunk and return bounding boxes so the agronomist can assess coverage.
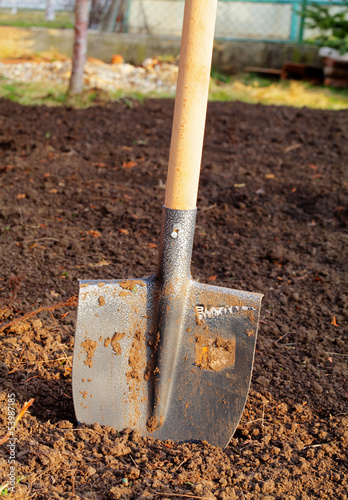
[69,0,91,95]
[45,0,55,21]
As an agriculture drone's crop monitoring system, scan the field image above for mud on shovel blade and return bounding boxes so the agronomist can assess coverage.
[72,208,262,447]
[72,0,263,448]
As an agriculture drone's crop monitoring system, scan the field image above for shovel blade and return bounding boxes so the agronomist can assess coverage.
[72,278,154,434]
[73,277,262,448]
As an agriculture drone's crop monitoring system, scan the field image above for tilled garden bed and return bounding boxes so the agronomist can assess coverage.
[0,98,347,499]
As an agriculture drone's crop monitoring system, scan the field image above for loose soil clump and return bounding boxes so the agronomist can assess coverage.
[0,98,347,499]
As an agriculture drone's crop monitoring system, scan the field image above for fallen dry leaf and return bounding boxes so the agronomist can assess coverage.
[123,160,138,168]
[118,229,129,235]
[16,193,26,199]
[86,230,102,238]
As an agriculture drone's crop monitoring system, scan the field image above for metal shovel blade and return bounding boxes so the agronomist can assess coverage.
[73,208,262,448]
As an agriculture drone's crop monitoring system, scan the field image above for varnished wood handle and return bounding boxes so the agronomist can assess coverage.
[164,0,217,210]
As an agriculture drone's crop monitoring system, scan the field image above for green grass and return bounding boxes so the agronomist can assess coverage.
[0,475,27,497]
[0,9,74,29]
[211,68,233,84]
[209,73,348,110]
[0,72,347,110]
[0,78,67,106]
[0,78,153,108]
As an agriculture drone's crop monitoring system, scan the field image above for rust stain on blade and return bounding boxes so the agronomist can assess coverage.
[195,334,236,371]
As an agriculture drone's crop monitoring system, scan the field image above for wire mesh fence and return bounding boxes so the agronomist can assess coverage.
[124,0,295,40]
[0,0,346,43]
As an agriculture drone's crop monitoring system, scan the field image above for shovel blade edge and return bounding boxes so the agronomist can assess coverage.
[72,277,262,448]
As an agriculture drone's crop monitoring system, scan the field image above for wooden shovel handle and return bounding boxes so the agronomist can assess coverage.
[165,0,217,211]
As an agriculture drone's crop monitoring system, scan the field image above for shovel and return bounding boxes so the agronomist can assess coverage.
[72,0,262,448]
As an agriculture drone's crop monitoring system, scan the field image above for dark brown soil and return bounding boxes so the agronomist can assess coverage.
[0,98,347,499]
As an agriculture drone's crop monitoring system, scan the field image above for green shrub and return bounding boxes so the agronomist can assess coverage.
[302,1,348,54]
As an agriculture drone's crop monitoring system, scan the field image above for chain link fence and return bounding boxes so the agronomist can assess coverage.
[123,0,295,40]
[0,0,346,43]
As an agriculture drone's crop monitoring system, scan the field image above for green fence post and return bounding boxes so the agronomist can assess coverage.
[298,0,308,42]
[124,0,131,33]
[290,0,301,41]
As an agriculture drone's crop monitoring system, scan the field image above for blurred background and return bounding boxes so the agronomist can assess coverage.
[0,0,344,43]
[0,0,347,108]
